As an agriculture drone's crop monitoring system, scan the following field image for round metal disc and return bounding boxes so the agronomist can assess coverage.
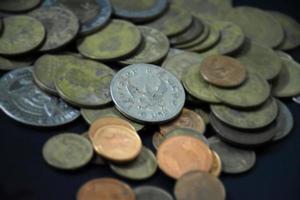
[0,0,41,12]
[134,186,173,200]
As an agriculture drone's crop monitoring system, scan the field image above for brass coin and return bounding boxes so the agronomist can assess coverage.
[0,55,35,71]
[194,108,210,125]
[200,55,247,87]
[0,16,45,55]
[77,19,142,61]
[0,0,41,12]
[210,151,222,177]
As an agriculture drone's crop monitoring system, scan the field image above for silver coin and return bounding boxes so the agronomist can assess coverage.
[0,67,80,127]
[110,64,185,124]
[134,186,174,200]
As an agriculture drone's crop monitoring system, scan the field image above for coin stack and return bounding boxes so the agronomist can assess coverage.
[0,0,300,199]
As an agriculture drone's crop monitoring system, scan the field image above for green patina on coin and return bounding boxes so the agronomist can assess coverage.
[211,73,270,108]
[110,147,157,180]
[77,19,142,61]
[42,133,93,170]
[194,108,210,125]
[211,98,278,129]
[81,106,144,131]
[54,55,115,107]
[121,26,169,64]
[0,0,41,12]
[0,16,45,56]
[0,56,35,71]
[236,40,282,81]
[183,64,221,103]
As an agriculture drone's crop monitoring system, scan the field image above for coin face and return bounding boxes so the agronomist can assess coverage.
[134,186,173,200]
[210,151,222,177]
[157,135,213,179]
[0,67,80,127]
[0,55,35,71]
[209,136,256,174]
[174,171,226,200]
[77,19,142,61]
[110,64,185,124]
[0,16,45,55]
[77,178,135,200]
[121,26,170,64]
[200,55,247,87]
[43,133,93,170]
[0,0,41,12]
[110,147,157,180]
[29,6,79,52]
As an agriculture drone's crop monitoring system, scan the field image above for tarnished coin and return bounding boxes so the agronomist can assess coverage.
[183,64,221,103]
[174,171,226,200]
[152,131,164,150]
[210,151,222,177]
[225,6,284,48]
[81,107,144,131]
[43,133,93,170]
[209,136,256,174]
[236,40,282,81]
[0,16,45,55]
[211,73,270,108]
[110,64,185,124]
[194,108,210,125]
[29,6,79,52]
[166,48,185,58]
[163,128,209,145]
[200,55,247,87]
[134,186,173,200]
[54,55,115,107]
[42,0,112,35]
[0,0,40,12]
[77,178,135,200]
[157,135,213,179]
[92,125,142,162]
[110,147,157,180]
[0,67,80,127]
[211,98,278,129]
[111,0,168,22]
[160,108,206,135]
[77,19,142,61]
[121,26,170,64]
[146,4,193,37]
[0,55,35,71]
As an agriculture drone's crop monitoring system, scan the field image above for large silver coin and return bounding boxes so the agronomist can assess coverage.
[0,67,80,127]
[110,64,185,124]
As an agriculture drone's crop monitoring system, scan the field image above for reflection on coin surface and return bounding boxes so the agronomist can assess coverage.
[0,0,41,12]
[134,186,173,200]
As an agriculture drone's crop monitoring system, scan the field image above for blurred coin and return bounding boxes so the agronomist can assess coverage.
[0,0,40,12]
[77,19,142,61]
[210,151,222,177]
[0,16,45,55]
[293,96,300,104]
[194,108,210,125]
[43,133,93,170]
[163,128,209,145]
[152,131,164,150]
[0,55,35,71]
[134,186,173,200]
[166,48,185,58]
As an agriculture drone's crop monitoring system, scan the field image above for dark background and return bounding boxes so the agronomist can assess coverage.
[1,0,300,200]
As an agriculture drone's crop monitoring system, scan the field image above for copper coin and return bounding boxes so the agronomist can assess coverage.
[92,125,142,162]
[210,151,222,177]
[200,55,247,87]
[157,135,213,179]
[77,178,135,200]
[159,108,206,135]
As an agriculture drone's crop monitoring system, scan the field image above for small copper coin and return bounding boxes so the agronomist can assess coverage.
[92,125,142,163]
[157,135,213,179]
[77,178,135,200]
[200,55,247,87]
[159,108,206,135]
[210,151,222,177]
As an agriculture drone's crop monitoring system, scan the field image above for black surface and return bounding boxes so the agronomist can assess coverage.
[1,1,300,200]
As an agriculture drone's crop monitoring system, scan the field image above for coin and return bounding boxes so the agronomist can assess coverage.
[0,55,35,71]
[42,0,112,35]
[210,151,222,177]
[166,48,185,58]
[160,108,206,135]
[183,64,221,103]
[194,108,210,125]
[209,136,256,174]
[152,131,164,150]
[43,133,93,170]
[211,98,278,129]
[0,16,45,55]
[110,147,157,180]
[29,6,79,52]
[110,0,168,22]
[0,0,41,12]
[236,40,282,81]
[110,64,185,124]
[163,128,209,146]
[225,6,284,48]
[77,178,135,200]
[146,4,193,37]
[77,19,142,61]
[174,171,226,200]
[0,67,80,127]
[92,125,142,162]
[157,135,213,179]
[200,55,247,87]
[134,186,173,200]
[81,107,144,131]
[54,55,115,107]
[121,26,170,64]
[211,73,270,108]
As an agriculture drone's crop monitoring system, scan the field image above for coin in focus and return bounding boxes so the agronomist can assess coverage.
[134,186,174,200]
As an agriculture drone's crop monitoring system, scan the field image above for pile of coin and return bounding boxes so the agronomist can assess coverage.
[1,0,300,199]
